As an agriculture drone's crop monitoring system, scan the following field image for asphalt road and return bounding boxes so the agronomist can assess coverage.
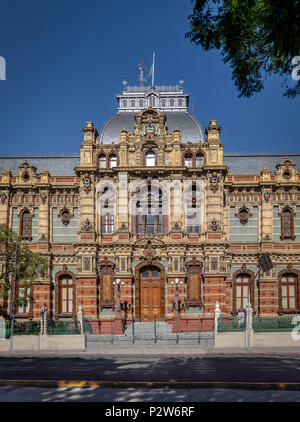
[0,356,300,384]
[1,386,300,402]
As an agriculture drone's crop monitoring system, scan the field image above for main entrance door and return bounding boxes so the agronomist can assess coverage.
[138,265,164,321]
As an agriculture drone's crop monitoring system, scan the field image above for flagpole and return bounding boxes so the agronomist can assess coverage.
[152,53,155,87]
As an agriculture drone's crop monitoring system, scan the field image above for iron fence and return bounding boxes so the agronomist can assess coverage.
[252,316,296,332]
[217,315,246,332]
[5,320,40,337]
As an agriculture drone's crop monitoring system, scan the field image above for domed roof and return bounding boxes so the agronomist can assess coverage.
[99,111,205,144]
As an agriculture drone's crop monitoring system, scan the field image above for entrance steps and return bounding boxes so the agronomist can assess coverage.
[86,321,214,347]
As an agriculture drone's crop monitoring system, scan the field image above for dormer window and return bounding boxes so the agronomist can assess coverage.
[109,154,117,168]
[99,154,107,169]
[145,150,156,167]
[184,154,193,168]
[196,154,204,167]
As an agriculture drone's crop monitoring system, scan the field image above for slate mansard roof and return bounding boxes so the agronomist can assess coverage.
[0,153,300,176]
[99,112,205,144]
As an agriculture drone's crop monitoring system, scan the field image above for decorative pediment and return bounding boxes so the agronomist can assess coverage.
[134,234,164,247]
[16,161,38,183]
[276,157,297,181]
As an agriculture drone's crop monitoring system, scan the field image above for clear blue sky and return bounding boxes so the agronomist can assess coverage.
[0,0,299,155]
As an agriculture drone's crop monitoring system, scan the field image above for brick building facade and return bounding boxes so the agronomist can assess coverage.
[0,82,300,333]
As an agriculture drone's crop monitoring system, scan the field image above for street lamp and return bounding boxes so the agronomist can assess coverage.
[113,278,124,319]
[171,278,183,317]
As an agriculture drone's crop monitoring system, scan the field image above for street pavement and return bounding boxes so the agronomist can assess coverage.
[0,385,300,402]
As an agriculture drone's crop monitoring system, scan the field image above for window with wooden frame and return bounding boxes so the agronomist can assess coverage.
[15,282,32,315]
[19,209,32,240]
[278,267,300,314]
[187,184,199,234]
[280,207,295,240]
[102,213,114,234]
[232,269,255,314]
[136,187,164,235]
[57,274,75,316]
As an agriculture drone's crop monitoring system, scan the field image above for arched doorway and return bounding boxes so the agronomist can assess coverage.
[135,263,165,321]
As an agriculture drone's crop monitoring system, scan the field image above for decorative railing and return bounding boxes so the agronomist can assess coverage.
[217,315,246,332]
[47,319,81,335]
[252,316,296,332]
[5,320,40,337]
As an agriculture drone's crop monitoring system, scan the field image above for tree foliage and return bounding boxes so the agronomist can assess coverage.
[186,0,300,97]
[0,224,48,310]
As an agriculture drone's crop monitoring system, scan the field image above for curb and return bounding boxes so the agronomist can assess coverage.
[1,379,300,390]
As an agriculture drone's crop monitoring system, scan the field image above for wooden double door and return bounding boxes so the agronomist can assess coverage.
[137,265,165,322]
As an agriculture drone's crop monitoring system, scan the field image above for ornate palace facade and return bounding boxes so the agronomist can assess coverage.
[0,82,300,333]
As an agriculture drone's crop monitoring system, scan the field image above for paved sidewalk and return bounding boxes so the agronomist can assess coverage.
[0,346,299,357]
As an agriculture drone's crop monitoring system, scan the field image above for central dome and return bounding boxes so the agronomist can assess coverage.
[99,111,204,144]
[99,84,205,144]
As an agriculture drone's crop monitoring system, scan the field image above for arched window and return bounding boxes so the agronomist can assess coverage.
[178,99,183,107]
[139,99,143,107]
[130,100,135,108]
[279,267,299,313]
[196,153,204,167]
[184,153,193,168]
[232,269,255,313]
[135,185,166,235]
[109,154,117,168]
[145,150,156,167]
[122,100,127,108]
[170,99,174,107]
[281,208,295,240]
[99,154,107,169]
[20,210,32,240]
[161,99,166,107]
[57,274,75,316]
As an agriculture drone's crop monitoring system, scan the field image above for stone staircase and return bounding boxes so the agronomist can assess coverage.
[86,321,214,348]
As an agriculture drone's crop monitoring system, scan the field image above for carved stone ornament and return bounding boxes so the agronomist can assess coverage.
[171,222,182,231]
[39,233,47,241]
[40,192,47,204]
[80,218,93,232]
[142,240,158,265]
[264,191,271,202]
[208,218,221,232]
[235,205,252,225]
[82,174,92,193]
[0,192,7,204]
[209,174,219,193]
[59,206,72,225]
[118,222,128,232]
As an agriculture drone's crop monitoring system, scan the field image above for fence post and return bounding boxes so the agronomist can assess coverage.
[77,305,84,334]
[40,304,48,335]
[132,316,135,344]
[246,303,253,348]
[214,301,221,336]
